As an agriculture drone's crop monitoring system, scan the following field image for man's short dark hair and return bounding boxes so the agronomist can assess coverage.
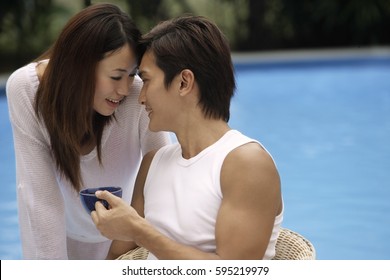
[139,15,235,122]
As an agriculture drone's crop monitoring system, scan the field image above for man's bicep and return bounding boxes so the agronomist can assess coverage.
[215,145,280,259]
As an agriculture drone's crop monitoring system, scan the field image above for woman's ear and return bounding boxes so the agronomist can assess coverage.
[179,69,195,96]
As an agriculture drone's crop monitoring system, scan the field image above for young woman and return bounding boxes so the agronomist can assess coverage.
[6,3,170,259]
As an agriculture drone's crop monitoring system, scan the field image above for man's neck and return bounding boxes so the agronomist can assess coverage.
[175,119,230,159]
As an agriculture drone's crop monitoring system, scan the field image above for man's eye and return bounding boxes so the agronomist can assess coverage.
[111,77,121,81]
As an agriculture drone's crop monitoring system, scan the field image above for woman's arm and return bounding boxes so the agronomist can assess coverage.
[104,149,158,259]
[7,67,68,259]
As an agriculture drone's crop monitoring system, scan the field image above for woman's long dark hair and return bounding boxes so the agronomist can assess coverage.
[34,3,141,191]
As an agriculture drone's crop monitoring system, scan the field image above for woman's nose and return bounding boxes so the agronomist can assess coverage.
[117,79,131,96]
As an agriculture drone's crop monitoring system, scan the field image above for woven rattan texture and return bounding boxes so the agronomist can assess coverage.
[116,228,316,260]
[272,228,316,260]
[117,246,149,260]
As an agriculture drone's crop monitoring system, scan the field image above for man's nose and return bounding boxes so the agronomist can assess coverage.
[138,87,146,105]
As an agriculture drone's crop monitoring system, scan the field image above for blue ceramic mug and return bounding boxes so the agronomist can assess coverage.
[79,186,122,214]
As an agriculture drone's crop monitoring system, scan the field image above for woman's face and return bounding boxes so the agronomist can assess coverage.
[94,44,138,116]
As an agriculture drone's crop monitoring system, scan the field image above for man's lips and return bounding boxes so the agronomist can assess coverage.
[145,107,152,117]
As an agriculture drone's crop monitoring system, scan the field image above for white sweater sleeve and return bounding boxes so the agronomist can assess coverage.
[6,65,68,259]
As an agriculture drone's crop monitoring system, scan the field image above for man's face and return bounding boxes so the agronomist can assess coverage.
[138,50,182,132]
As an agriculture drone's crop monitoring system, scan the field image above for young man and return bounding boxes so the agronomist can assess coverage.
[91,15,283,260]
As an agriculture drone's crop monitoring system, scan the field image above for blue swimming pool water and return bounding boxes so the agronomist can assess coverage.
[0,87,21,260]
[1,52,390,260]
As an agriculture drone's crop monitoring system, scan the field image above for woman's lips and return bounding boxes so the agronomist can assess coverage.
[106,98,123,108]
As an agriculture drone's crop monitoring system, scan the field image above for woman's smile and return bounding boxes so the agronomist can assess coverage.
[106,97,124,109]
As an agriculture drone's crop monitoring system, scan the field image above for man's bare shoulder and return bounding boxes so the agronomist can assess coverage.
[137,149,159,180]
[144,149,159,163]
[226,142,277,171]
[221,141,280,194]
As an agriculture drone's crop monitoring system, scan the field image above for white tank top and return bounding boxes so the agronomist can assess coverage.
[144,130,283,259]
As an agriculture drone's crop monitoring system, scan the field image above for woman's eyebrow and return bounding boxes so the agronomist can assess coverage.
[113,68,128,73]
[113,67,138,74]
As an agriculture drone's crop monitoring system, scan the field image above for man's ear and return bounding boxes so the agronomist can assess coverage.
[179,69,195,96]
